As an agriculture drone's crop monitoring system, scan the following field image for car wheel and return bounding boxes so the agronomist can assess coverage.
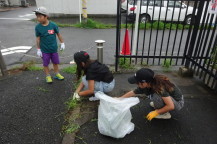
[140,14,150,24]
[184,15,195,25]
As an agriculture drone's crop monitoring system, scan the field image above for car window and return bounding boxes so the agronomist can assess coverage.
[129,0,147,6]
[155,1,163,7]
[129,0,137,5]
[145,0,163,7]
[168,1,182,8]
[129,0,163,7]
[141,1,148,6]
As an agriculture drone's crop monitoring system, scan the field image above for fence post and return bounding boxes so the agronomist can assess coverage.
[0,47,7,76]
[185,0,204,68]
[115,0,121,72]
[95,40,105,64]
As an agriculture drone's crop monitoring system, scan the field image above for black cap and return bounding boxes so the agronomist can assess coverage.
[128,68,154,84]
[74,51,90,64]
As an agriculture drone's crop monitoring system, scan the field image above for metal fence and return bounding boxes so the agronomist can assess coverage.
[115,0,217,91]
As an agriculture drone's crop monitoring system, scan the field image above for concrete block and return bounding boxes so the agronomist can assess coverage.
[178,67,194,77]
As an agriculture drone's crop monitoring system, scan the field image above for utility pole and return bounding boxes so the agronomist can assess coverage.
[82,0,87,23]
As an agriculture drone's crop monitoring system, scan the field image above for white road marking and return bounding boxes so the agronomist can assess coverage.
[1,46,32,56]
[0,18,31,21]
[18,13,34,18]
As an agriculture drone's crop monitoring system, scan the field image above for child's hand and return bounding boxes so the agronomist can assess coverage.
[60,43,65,51]
[37,49,42,57]
[73,93,80,101]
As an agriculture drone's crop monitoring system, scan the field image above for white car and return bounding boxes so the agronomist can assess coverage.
[121,0,128,12]
[126,0,196,25]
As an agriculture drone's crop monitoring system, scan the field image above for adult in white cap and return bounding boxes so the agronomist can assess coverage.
[119,68,184,121]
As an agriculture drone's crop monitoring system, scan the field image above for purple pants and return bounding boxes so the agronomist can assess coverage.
[42,52,60,67]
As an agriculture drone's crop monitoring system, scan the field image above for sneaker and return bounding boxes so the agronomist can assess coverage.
[150,102,154,108]
[46,76,53,83]
[89,96,100,101]
[54,73,64,80]
[155,112,171,119]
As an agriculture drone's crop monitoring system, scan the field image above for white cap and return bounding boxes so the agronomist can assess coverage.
[33,7,49,16]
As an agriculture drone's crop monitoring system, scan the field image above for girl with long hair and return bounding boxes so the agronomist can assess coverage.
[120,68,184,120]
[72,51,115,101]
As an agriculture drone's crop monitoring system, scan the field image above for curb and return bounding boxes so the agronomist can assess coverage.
[61,100,98,144]
[0,7,21,12]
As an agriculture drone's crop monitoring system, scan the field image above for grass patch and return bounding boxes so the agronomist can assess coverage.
[62,65,77,74]
[27,65,43,71]
[210,46,217,69]
[73,18,115,29]
[65,97,80,110]
[75,136,87,144]
[37,87,50,92]
[17,61,43,71]
[91,118,98,122]
[33,18,215,30]
[162,59,174,72]
[62,78,82,135]
[64,123,80,134]
[56,23,74,27]
[119,58,134,69]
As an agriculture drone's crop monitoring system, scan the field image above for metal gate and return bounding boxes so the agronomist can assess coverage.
[115,0,217,91]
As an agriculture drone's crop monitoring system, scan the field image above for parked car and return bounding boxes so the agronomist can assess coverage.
[121,0,128,13]
[125,0,196,25]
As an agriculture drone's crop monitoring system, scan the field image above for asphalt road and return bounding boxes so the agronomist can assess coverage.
[0,6,190,66]
[0,6,36,66]
[0,71,73,144]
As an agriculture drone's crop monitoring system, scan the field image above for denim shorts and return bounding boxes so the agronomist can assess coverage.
[42,52,60,66]
[82,76,115,93]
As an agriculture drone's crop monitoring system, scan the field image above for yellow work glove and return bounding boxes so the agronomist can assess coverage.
[146,110,159,121]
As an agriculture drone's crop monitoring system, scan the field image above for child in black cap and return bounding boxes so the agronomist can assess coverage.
[119,68,184,121]
[72,51,115,101]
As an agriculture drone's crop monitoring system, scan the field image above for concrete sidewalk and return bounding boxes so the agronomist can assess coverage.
[74,70,217,144]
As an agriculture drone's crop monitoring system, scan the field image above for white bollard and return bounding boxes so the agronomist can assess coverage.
[95,40,105,64]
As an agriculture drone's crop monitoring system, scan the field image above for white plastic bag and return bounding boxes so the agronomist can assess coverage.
[95,91,140,138]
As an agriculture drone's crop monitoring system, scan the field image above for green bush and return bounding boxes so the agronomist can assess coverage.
[178,24,184,30]
[139,23,152,29]
[165,23,177,30]
[152,21,164,30]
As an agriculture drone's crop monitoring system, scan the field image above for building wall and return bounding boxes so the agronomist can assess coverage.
[36,0,117,16]
[8,0,20,6]
[26,0,36,6]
